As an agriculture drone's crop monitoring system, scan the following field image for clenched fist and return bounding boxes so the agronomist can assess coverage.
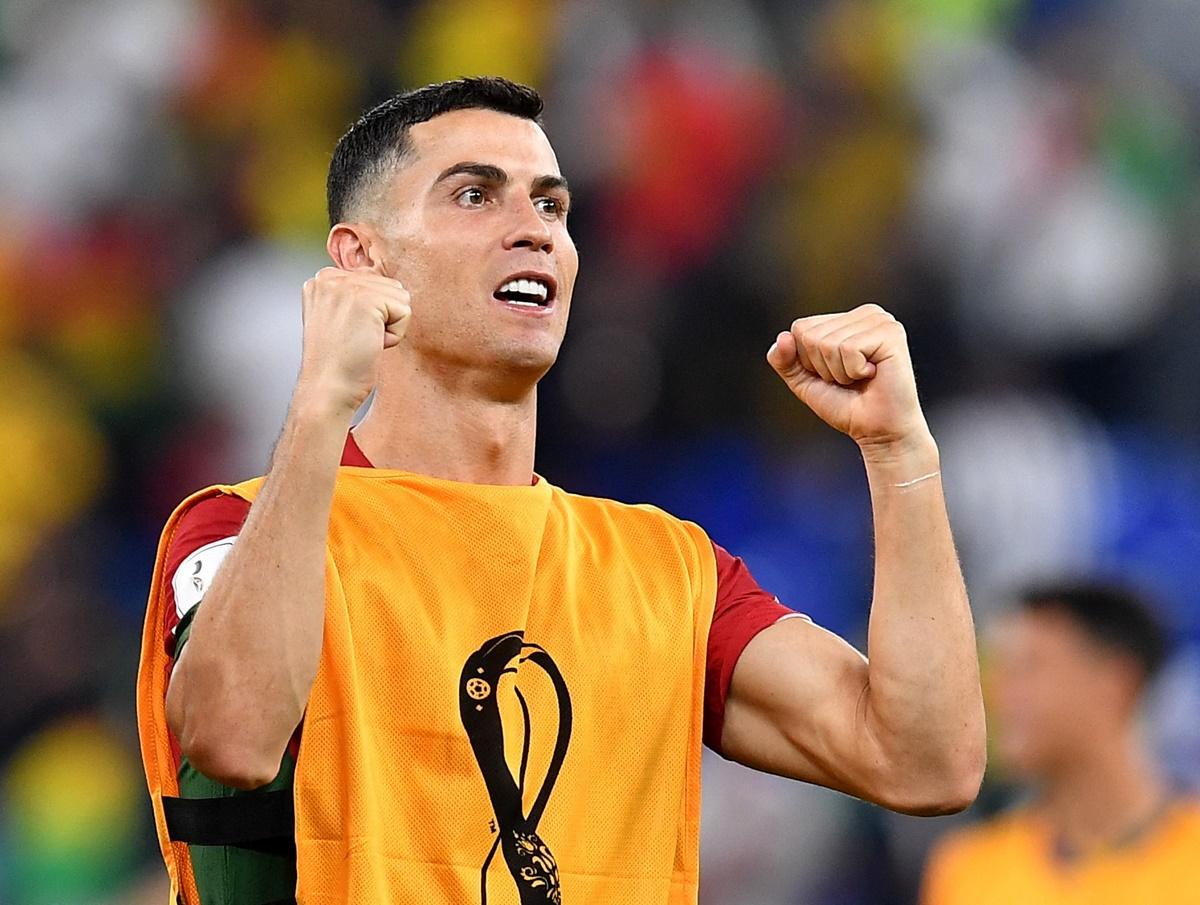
[768,304,931,452]
[297,268,411,414]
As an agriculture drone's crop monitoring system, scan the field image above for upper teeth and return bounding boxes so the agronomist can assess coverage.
[499,278,549,301]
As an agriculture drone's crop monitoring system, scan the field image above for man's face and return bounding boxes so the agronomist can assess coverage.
[370,107,578,389]
[990,609,1130,779]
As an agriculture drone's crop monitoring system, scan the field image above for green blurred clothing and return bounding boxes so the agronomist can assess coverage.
[174,609,296,905]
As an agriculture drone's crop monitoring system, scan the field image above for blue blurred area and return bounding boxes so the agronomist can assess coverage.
[0,0,1198,902]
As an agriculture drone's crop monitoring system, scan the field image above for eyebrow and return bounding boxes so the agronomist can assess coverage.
[533,174,571,202]
[434,162,507,185]
[434,161,572,204]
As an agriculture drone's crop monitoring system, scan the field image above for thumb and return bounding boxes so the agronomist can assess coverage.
[767,331,804,380]
[767,331,823,401]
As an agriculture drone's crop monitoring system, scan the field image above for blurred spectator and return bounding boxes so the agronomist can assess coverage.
[921,583,1200,905]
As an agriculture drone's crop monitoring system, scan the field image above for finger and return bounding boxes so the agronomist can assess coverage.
[381,296,410,349]
[798,304,893,340]
[316,268,401,291]
[839,342,876,382]
[837,320,908,373]
[796,306,889,347]
[785,312,842,342]
[356,271,408,290]
[313,265,346,283]
[790,307,880,332]
[808,318,885,383]
[798,306,896,378]
[792,331,822,382]
[816,329,855,386]
[784,307,892,382]
[792,319,836,384]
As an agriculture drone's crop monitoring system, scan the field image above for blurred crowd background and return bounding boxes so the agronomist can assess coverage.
[1,0,1199,902]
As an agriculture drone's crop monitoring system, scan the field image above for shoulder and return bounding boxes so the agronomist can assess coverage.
[1157,797,1200,847]
[161,476,262,562]
[1166,795,1200,822]
[928,808,1038,870]
[548,486,717,585]
[921,810,1038,905]
[550,486,709,539]
[165,492,252,571]
[159,490,253,653]
[936,806,1032,849]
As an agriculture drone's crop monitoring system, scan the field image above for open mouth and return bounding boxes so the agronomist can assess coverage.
[493,273,557,309]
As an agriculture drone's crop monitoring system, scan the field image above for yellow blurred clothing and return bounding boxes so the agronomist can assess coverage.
[140,467,716,905]
[922,800,1200,905]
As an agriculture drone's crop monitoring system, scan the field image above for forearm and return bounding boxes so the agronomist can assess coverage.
[167,389,353,786]
[860,434,985,806]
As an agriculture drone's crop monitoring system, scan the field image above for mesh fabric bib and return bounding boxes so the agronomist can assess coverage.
[139,467,717,905]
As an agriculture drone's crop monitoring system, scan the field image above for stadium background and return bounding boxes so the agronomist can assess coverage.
[1,0,1198,902]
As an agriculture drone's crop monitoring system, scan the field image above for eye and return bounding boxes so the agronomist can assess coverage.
[456,187,487,208]
[534,196,566,217]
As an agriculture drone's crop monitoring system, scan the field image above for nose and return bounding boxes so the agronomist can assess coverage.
[503,198,554,254]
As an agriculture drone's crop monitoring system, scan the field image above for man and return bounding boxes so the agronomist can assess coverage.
[137,77,985,905]
[922,583,1200,905]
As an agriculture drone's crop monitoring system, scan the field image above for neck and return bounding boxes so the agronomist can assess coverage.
[1035,726,1166,854]
[351,353,539,485]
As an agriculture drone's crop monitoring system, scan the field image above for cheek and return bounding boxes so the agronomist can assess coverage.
[996,667,1056,724]
[399,248,476,318]
[1004,674,1091,747]
[559,237,580,286]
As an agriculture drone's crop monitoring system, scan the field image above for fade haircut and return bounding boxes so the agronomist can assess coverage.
[326,76,545,227]
[1020,582,1171,687]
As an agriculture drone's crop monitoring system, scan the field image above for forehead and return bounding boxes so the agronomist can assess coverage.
[994,609,1096,662]
[406,108,562,179]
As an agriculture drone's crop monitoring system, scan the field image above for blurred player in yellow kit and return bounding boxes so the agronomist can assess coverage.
[922,583,1200,905]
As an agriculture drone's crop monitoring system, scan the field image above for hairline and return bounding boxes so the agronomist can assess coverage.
[337,107,552,228]
[1017,591,1164,686]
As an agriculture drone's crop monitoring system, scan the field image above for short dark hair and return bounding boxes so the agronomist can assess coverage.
[1019,582,1171,685]
[326,76,545,227]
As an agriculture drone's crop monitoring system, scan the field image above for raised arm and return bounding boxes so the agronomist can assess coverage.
[165,268,410,788]
[718,305,985,815]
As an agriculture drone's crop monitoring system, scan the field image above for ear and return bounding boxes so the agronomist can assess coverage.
[327,222,386,273]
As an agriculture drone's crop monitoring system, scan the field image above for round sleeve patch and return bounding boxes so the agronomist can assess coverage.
[170,536,236,622]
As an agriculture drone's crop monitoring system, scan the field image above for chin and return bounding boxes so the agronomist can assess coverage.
[495,339,562,378]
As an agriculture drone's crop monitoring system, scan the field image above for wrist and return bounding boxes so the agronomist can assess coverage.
[290,375,362,425]
[858,430,940,480]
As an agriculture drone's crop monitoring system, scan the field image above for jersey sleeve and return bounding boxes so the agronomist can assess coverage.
[160,493,251,658]
[703,542,806,754]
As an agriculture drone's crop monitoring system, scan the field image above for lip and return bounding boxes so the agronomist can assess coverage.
[492,270,558,314]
